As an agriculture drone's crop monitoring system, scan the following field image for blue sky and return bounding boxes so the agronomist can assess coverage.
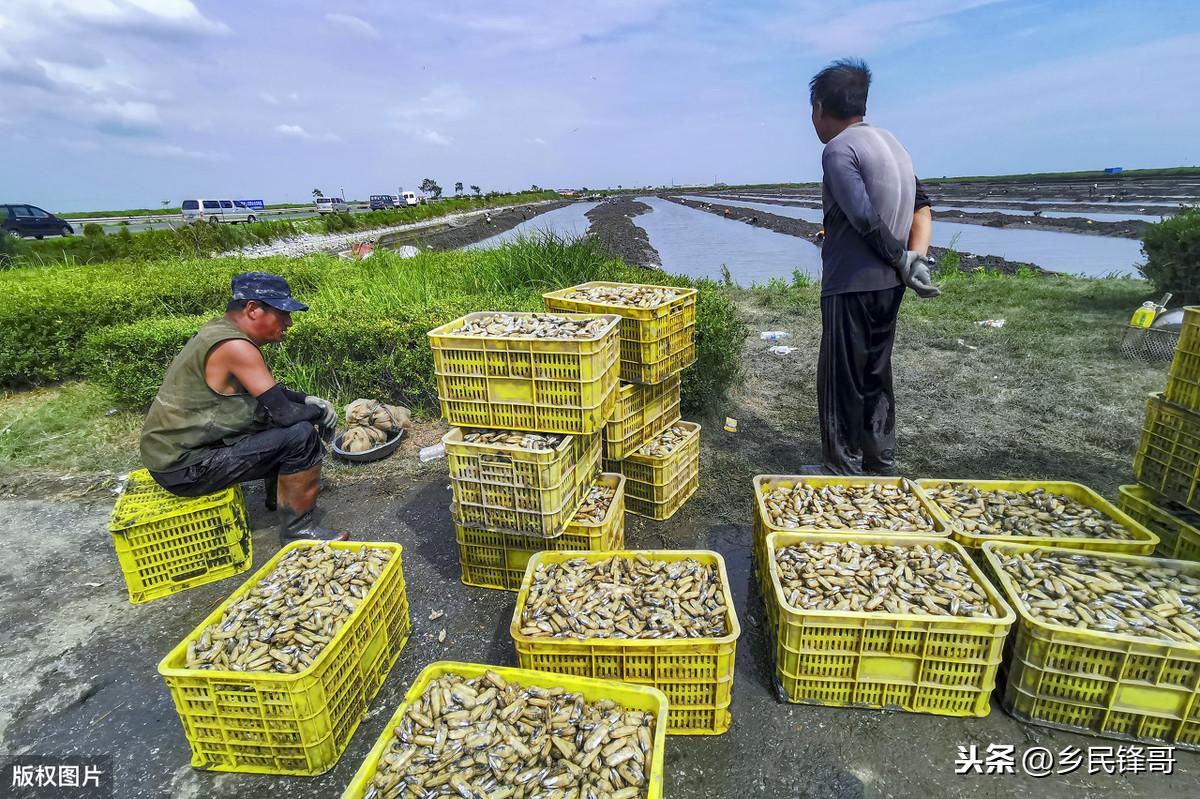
[3,0,1199,211]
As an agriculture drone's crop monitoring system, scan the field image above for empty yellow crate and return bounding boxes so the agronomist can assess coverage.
[766,531,1014,717]
[918,478,1158,554]
[158,541,411,775]
[1165,306,1200,413]
[543,281,698,384]
[453,431,601,538]
[446,428,600,538]
[512,549,739,734]
[982,541,1200,749]
[456,473,625,591]
[626,465,698,522]
[607,421,700,500]
[428,311,621,434]
[752,475,949,599]
[109,469,252,605]
[604,375,682,460]
[1134,393,1200,512]
[340,661,669,799]
[1118,484,1200,561]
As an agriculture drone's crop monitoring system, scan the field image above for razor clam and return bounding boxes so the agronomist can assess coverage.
[461,429,564,451]
[519,555,728,639]
[572,482,617,524]
[995,548,1200,643]
[184,543,391,673]
[773,541,995,618]
[761,480,937,532]
[366,672,655,799]
[926,483,1136,540]
[561,285,683,309]
[635,426,689,458]
[450,313,610,339]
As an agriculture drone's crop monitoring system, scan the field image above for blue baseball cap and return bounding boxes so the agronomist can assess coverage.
[231,272,308,312]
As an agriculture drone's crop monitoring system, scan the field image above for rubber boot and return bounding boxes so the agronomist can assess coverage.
[276,466,348,542]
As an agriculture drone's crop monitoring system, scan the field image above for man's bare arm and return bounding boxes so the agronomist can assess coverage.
[207,339,277,397]
[908,206,932,255]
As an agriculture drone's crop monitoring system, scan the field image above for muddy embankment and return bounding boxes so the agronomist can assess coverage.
[585,197,661,267]
[696,193,1151,239]
[664,195,1048,276]
[379,201,573,251]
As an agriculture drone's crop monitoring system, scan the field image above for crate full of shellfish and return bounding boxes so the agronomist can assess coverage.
[752,476,950,601]
[765,531,1014,717]
[983,541,1200,749]
[918,479,1158,555]
[605,422,700,521]
[456,473,626,591]
[158,541,411,775]
[340,661,668,799]
[511,550,740,735]
[1118,484,1200,562]
[604,375,682,461]
[447,427,602,539]
[1135,393,1200,513]
[427,311,621,435]
[543,281,698,384]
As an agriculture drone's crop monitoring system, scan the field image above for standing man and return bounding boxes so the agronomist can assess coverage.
[807,58,938,476]
[140,272,348,542]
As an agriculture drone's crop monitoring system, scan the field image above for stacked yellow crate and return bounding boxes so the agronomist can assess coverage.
[1125,306,1200,560]
[426,311,623,587]
[545,282,700,520]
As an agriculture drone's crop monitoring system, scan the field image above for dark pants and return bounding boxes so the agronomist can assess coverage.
[150,423,323,497]
[817,285,905,475]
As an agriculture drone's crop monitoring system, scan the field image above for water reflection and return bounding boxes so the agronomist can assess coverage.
[467,202,599,249]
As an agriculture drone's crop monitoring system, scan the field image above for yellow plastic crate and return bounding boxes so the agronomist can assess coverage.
[543,281,698,384]
[626,466,698,521]
[445,428,601,538]
[340,661,668,799]
[158,541,411,775]
[1135,393,1200,512]
[456,473,626,591]
[1165,306,1200,412]
[604,375,682,460]
[607,421,700,500]
[917,478,1158,555]
[766,531,1014,717]
[982,541,1200,749]
[428,311,621,434]
[1119,484,1200,561]
[109,469,252,605]
[511,549,740,734]
[752,475,949,600]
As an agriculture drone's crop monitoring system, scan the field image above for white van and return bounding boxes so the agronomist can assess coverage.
[401,192,419,207]
[315,196,350,214]
[181,199,258,224]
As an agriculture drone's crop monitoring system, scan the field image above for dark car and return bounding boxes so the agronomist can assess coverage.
[2,204,74,239]
[369,194,395,211]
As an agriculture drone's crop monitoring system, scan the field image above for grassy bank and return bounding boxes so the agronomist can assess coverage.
[0,235,745,418]
[3,191,558,268]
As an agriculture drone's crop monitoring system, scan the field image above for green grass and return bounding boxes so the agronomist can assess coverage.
[0,382,142,475]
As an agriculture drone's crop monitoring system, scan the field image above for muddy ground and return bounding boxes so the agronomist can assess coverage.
[585,198,661,267]
[378,201,573,251]
[666,195,1048,276]
[2,289,1196,798]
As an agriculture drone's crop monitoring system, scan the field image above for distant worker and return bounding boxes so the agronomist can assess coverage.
[139,272,347,542]
[804,58,938,476]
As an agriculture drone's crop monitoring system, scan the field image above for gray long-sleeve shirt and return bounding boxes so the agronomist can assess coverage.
[820,122,926,296]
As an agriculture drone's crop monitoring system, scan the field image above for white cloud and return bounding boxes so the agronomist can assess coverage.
[393,84,474,121]
[525,137,547,145]
[91,99,161,133]
[275,123,341,142]
[325,13,380,38]
[260,91,279,105]
[134,142,229,161]
[43,0,230,37]
[418,129,452,146]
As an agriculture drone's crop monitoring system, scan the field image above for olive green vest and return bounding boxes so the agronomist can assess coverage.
[140,318,265,472]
